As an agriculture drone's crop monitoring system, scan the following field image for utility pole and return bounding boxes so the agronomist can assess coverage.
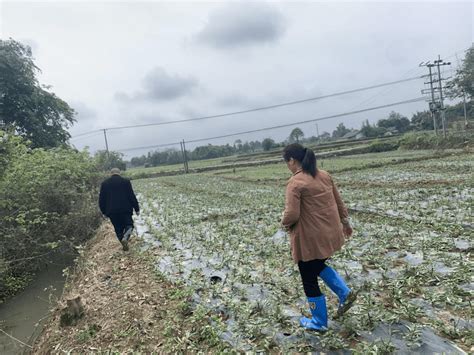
[182,140,189,173]
[420,62,439,134]
[315,123,320,142]
[428,66,438,135]
[420,56,451,136]
[103,129,110,158]
[180,140,189,173]
[435,55,451,137]
[180,141,186,173]
[462,93,468,129]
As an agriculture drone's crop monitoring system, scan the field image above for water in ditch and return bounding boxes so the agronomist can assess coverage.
[0,252,74,354]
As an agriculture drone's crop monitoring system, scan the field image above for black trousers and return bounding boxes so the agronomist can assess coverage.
[109,213,134,241]
[298,258,327,297]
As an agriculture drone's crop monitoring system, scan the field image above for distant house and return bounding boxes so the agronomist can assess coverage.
[319,132,331,141]
[342,130,361,140]
[355,131,366,139]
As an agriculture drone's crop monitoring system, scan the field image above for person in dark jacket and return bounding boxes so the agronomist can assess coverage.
[99,168,140,251]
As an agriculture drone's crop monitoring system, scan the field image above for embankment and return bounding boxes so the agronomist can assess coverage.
[33,223,227,353]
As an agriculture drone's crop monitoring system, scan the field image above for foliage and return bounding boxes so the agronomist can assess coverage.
[192,144,234,160]
[0,39,75,148]
[367,139,399,153]
[130,142,264,168]
[411,110,436,130]
[0,129,28,179]
[444,100,473,126]
[289,127,304,143]
[0,132,102,301]
[319,131,331,141]
[360,119,387,138]
[377,111,411,133]
[94,150,127,171]
[262,138,276,151]
[411,101,473,131]
[332,123,350,138]
[447,45,474,99]
[399,131,473,150]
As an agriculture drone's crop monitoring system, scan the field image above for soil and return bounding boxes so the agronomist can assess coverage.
[33,223,227,353]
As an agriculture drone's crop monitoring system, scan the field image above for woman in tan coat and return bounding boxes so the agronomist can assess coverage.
[281,143,356,331]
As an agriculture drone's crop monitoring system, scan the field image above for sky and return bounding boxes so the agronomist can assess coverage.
[1,0,472,158]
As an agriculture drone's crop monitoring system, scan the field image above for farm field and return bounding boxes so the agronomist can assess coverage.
[210,149,462,183]
[124,136,400,179]
[126,144,433,180]
[132,149,473,352]
[126,156,230,177]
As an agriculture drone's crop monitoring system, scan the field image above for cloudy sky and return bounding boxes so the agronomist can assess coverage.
[1,0,472,157]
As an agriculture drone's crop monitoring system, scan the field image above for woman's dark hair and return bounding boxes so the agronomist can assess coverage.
[283,143,317,177]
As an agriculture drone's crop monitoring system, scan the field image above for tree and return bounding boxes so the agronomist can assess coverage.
[360,119,386,138]
[377,111,411,132]
[332,123,350,138]
[411,111,435,130]
[0,39,75,148]
[234,139,243,151]
[319,131,331,141]
[130,155,147,167]
[262,138,276,151]
[242,142,251,153]
[0,133,101,301]
[289,127,304,143]
[411,101,473,131]
[94,150,126,171]
[447,45,473,99]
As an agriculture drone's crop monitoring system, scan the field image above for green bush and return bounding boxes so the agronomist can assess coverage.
[399,131,473,150]
[0,131,102,302]
[367,139,400,153]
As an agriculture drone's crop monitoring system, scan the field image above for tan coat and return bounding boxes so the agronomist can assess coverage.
[281,169,349,263]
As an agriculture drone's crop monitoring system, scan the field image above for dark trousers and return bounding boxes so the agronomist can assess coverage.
[298,258,327,297]
[109,213,133,241]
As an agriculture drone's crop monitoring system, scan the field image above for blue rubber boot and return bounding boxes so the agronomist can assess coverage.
[300,295,328,331]
[319,266,357,318]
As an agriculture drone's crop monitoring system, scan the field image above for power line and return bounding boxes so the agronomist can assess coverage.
[69,130,102,142]
[70,75,422,139]
[117,97,425,153]
[118,141,181,152]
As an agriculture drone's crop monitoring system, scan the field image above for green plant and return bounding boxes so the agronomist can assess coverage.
[76,324,101,343]
[0,134,102,301]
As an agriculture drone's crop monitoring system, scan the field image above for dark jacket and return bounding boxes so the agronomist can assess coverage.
[99,174,139,216]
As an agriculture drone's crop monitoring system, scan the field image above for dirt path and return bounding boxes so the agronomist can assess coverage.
[33,223,227,353]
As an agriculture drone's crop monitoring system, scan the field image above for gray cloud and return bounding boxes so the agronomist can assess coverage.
[115,67,198,102]
[196,2,286,48]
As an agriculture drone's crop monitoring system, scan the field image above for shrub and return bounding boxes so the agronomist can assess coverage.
[399,131,473,150]
[367,139,400,153]
[0,132,102,301]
